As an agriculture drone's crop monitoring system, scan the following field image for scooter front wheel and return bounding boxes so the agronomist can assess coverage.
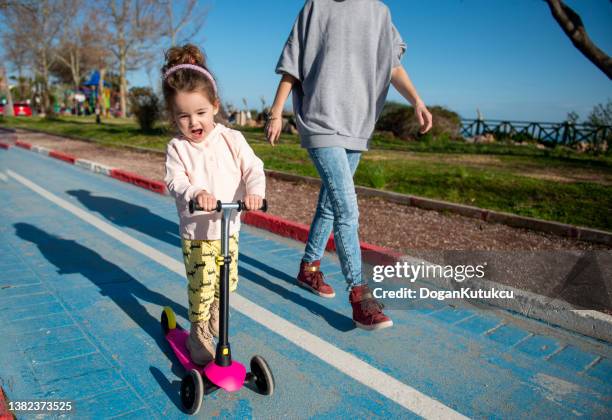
[181,369,204,415]
[250,355,275,396]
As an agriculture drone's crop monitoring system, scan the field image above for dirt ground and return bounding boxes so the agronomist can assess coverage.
[5,129,611,312]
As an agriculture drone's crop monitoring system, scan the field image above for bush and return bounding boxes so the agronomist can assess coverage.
[376,102,461,140]
[509,132,538,144]
[129,87,160,132]
[586,101,612,153]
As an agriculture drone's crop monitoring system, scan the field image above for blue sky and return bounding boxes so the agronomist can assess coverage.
[172,0,611,122]
[5,0,612,122]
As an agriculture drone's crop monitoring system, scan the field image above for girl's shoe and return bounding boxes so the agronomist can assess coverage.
[297,260,336,298]
[350,284,393,330]
[186,321,215,365]
[209,299,219,338]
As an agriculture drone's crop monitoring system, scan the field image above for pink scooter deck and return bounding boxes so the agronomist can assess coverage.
[165,327,247,392]
[166,327,203,373]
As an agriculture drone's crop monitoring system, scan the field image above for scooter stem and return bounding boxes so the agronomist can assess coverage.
[216,203,239,367]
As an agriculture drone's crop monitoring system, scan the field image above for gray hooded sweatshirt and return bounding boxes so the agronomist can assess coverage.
[276,0,406,151]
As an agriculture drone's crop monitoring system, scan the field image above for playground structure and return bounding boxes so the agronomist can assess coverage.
[0,70,120,118]
[57,71,116,117]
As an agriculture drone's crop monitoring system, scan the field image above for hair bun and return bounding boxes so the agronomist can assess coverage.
[164,44,207,69]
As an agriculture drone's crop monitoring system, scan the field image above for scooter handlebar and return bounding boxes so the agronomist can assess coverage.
[189,199,268,214]
[235,199,268,213]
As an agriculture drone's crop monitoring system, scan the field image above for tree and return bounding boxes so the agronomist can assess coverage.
[1,0,76,115]
[587,100,612,127]
[0,65,15,116]
[103,0,164,118]
[84,11,114,118]
[161,0,208,47]
[1,15,30,114]
[544,0,612,79]
[1,3,32,113]
[566,111,579,124]
[51,0,99,92]
[2,30,30,83]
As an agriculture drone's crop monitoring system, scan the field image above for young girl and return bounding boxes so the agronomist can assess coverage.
[267,0,432,330]
[162,44,265,365]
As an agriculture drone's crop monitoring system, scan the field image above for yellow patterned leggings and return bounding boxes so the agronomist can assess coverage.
[181,234,239,323]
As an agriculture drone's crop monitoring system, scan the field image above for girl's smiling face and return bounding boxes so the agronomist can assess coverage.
[172,90,219,142]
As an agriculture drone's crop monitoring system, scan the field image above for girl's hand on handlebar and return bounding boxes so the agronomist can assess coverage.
[195,190,217,212]
[244,194,264,210]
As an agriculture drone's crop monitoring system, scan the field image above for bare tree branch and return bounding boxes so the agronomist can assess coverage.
[159,0,208,47]
[102,0,164,117]
[52,0,85,91]
[544,0,612,79]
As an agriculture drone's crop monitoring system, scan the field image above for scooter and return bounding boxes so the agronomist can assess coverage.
[161,199,274,415]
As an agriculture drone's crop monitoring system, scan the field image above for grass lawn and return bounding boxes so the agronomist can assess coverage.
[2,115,611,231]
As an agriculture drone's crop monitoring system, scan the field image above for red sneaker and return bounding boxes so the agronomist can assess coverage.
[350,284,393,330]
[296,260,336,298]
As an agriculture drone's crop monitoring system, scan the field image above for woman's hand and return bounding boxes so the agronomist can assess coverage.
[265,115,283,146]
[195,190,217,211]
[267,74,297,146]
[244,194,264,210]
[390,66,433,135]
[415,101,433,134]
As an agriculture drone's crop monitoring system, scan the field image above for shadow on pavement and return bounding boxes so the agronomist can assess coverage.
[14,222,187,410]
[66,189,180,248]
[239,254,354,332]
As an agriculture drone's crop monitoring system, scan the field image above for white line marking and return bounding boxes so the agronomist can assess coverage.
[6,169,467,419]
[0,172,8,182]
[7,169,182,272]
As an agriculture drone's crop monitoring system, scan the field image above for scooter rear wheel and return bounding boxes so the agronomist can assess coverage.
[181,369,203,415]
[250,355,275,396]
[161,307,176,336]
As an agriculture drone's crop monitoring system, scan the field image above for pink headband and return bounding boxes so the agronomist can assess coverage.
[164,64,217,96]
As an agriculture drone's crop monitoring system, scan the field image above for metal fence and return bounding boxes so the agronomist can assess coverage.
[461,119,611,146]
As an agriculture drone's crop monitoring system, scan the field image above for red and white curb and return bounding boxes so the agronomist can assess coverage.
[0,386,13,420]
[75,159,113,176]
[12,139,167,195]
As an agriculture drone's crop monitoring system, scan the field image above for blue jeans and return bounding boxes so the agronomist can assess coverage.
[303,147,363,287]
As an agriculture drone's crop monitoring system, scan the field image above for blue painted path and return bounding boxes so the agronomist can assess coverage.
[0,141,611,419]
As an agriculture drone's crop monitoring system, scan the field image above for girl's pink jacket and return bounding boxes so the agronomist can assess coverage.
[164,123,266,240]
